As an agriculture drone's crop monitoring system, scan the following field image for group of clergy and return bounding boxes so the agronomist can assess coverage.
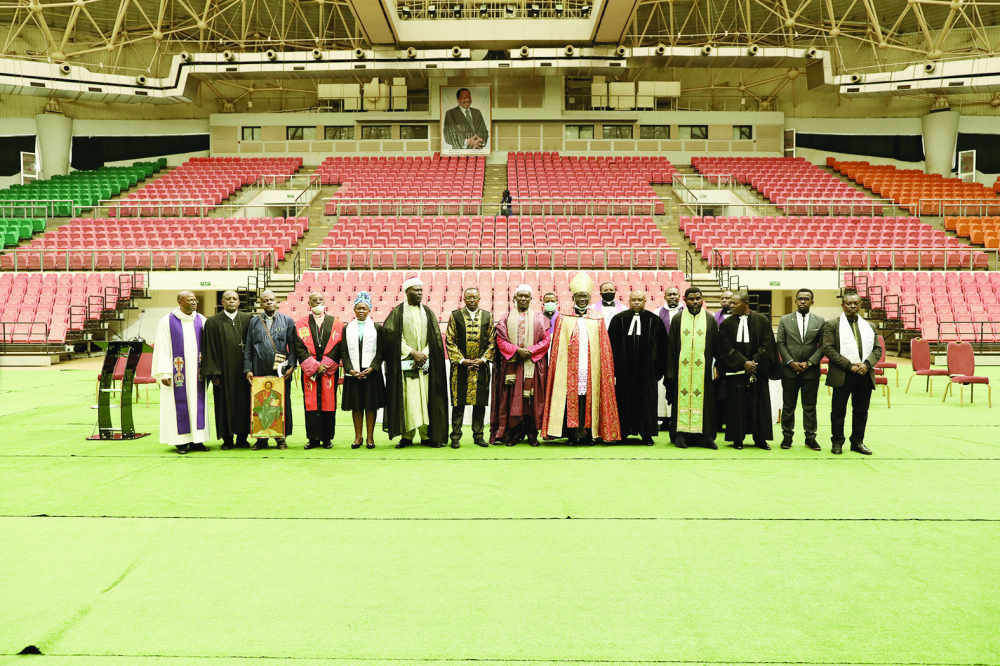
[152,270,881,456]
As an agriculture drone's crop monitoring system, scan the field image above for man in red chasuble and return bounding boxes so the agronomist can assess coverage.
[292,291,345,449]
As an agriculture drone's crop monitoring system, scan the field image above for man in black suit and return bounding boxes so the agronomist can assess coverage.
[821,292,882,455]
[775,288,825,451]
[443,88,489,151]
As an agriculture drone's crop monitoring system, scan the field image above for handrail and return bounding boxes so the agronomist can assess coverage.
[0,200,74,217]
[0,247,279,271]
[306,246,680,271]
[709,246,996,271]
[0,320,51,353]
[914,197,1000,216]
[322,195,665,217]
[683,250,693,282]
[934,319,995,355]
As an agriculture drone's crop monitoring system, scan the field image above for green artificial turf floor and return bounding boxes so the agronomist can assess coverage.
[1,357,998,665]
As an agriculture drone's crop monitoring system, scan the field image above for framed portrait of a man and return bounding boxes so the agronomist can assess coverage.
[440,85,492,156]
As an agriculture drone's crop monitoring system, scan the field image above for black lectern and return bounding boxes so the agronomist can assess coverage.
[89,340,151,440]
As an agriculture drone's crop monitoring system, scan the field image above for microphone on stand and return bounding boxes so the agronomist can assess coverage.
[132,309,146,344]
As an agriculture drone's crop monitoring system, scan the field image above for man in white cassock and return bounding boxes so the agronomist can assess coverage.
[152,290,210,454]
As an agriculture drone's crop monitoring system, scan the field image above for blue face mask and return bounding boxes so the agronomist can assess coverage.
[543,302,557,313]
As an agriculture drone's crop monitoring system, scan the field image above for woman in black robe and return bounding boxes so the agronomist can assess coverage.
[336,292,386,449]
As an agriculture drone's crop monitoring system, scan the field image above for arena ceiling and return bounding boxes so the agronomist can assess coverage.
[2,0,999,75]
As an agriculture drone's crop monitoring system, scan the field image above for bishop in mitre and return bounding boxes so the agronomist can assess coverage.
[541,272,621,444]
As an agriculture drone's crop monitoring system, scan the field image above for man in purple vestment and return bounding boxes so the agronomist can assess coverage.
[490,285,551,446]
[590,282,626,329]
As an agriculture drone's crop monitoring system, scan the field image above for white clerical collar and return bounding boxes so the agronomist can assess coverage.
[465,307,480,321]
[224,309,238,320]
[627,312,642,335]
[736,315,750,343]
[174,308,196,322]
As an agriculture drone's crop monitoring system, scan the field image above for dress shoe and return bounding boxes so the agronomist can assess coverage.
[805,439,821,451]
[276,441,288,450]
[755,441,771,451]
[176,445,188,455]
[831,442,843,455]
[702,441,719,450]
[476,441,489,448]
[428,442,445,448]
[303,441,320,450]
[780,438,792,450]
[733,441,744,450]
[321,441,333,449]
[506,441,517,446]
[674,439,689,449]
[450,442,461,449]
[528,438,540,447]
[366,440,375,449]
[851,443,873,455]
[351,440,363,449]
[221,441,235,450]
[395,438,412,449]
[189,443,209,452]
[642,436,655,446]
[251,441,269,450]
[235,440,251,449]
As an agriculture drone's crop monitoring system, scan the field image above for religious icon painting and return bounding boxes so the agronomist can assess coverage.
[251,377,285,438]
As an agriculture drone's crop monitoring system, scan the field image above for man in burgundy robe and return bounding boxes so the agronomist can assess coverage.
[490,285,551,446]
[292,291,345,449]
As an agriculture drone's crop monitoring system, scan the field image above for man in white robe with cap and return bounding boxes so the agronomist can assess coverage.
[382,276,449,448]
[151,290,209,454]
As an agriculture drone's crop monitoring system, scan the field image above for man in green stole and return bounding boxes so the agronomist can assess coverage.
[664,287,720,449]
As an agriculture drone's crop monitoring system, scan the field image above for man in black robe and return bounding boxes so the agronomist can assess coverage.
[718,289,781,450]
[382,276,450,448]
[202,290,253,449]
[608,291,667,445]
[664,287,720,449]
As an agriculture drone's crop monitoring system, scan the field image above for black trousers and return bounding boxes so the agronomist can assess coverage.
[305,410,337,443]
[830,373,874,446]
[451,404,486,444]
[781,374,820,441]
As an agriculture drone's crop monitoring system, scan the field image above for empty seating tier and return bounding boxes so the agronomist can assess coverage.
[320,155,485,215]
[693,156,874,214]
[284,270,690,322]
[844,271,1000,345]
[0,160,163,217]
[507,152,670,214]
[832,160,1000,215]
[0,272,144,344]
[681,214,989,270]
[1,218,45,246]
[2,216,307,270]
[113,157,303,216]
[309,215,676,270]
[944,216,1000,247]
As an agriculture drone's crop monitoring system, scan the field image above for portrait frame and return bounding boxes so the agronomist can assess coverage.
[439,85,493,156]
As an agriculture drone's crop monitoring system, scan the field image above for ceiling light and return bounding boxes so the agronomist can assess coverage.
[555,3,563,15]
[581,4,590,17]
[427,4,436,17]
[529,3,540,16]
[452,3,461,17]
[479,4,487,17]
[401,5,411,17]
[505,5,515,17]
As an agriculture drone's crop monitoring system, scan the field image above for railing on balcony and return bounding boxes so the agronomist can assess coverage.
[305,246,681,271]
[709,247,997,271]
[914,198,1000,216]
[322,196,667,217]
[0,248,279,271]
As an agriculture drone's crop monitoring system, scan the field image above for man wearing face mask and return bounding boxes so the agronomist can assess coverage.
[541,292,560,342]
[541,272,620,445]
[293,291,345,450]
[591,282,626,329]
[608,291,667,445]
[664,287,720,449]
[202,290,254,450]
[655,286,686,433]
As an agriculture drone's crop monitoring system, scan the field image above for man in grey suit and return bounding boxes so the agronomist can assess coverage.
[776,288,825,451]
[443,88,489,151]
[821,292,882,456]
